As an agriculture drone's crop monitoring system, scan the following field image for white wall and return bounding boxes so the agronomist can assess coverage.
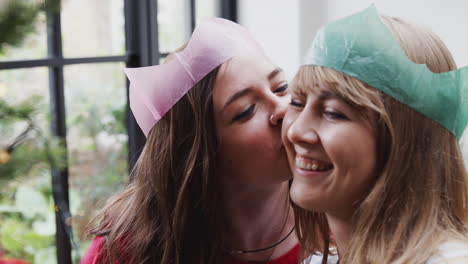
[238,0,468,165]
[322,0,468,68]
[238,0,301,80]
[239,0,468,74]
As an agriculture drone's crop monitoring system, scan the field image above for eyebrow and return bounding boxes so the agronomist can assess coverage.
[318,91,336,101]
[317,90,355,108]
[222,87,253,112]
[222,68,284,112]
[268,67,283,81]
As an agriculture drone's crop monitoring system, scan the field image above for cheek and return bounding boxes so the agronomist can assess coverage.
[322,124,375,166]
[217,128,286,184]
[218,120,275,163]
[281,111,294,142]
[281,110,297,155]
[356,142,377,194]
[347,127,376,176]
[324,125,377,198]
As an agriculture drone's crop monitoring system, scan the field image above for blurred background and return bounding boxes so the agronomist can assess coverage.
[0,0,466,263]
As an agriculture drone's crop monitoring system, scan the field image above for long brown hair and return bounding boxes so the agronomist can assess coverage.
[293,16,468,264]
[89,61,223,263]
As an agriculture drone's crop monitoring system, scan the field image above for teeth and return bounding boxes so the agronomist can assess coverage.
[296,157,331,171]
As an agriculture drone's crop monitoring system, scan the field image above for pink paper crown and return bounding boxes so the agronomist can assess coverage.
[124,18,262,137]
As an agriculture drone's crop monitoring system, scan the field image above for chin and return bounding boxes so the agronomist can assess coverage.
[290,183,322,212]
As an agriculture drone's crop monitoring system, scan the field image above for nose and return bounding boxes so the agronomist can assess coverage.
[286,111,319,146]
[269,94,289,126]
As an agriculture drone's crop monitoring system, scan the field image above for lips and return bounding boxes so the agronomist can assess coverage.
[295,156,333,172]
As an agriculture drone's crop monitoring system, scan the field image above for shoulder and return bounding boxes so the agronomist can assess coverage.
[303,254,339,264]
[426,239,468,264]
[80,236,105,264]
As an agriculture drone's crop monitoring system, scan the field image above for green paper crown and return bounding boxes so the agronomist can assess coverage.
[304,4,468,139]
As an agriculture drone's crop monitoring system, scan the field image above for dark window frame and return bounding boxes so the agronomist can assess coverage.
[0,1,237,263]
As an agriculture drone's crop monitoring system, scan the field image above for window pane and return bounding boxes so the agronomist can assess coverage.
[0,67,50,136]
[61,0,125,58]
[0,13,47,61]
[196,0,218,24]
[63,63,127,259]
[0,68,49,103]
[0,68,56,264]
[158,0,191,53]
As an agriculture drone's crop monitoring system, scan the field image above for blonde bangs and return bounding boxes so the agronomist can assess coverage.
[291,65,384,116]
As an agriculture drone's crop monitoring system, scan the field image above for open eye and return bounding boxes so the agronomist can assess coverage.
[233,104,255,121]
[274,83,288,94]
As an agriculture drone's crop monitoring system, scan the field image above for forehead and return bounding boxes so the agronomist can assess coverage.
[292,81,360,109]
[213,51,277,101]
[219,51,275,82]
[291,79,330,97]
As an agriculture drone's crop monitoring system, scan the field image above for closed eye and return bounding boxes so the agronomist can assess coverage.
[289,98,304,108]
[274,83,288,94]
[324,110,348,120]
[233,104,255,121]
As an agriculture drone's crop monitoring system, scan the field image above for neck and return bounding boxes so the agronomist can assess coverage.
[326,212,354,259]
[222,181,297,261]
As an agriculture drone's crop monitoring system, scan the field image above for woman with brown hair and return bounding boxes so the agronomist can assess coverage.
[282,5,468,264]
[80,18,299,264]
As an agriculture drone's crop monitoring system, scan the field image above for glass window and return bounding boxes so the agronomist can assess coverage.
[0,68,56,264]
[0,13,48,61]
[196,0,219,24]
[158,0,191,53]
[63,63,127,259]
[0,67,50,135]
[61,0,125,58]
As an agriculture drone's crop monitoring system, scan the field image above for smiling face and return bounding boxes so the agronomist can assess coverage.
[282,74,377,218]
[213,51,291,187]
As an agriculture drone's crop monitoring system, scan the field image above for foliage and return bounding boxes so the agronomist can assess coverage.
[0,1,63,262]
[0,97,38,122]
[0,1,129,263]
[0,0,60,54]
[0,185,56,264]
[0,97,66,263]
[0,97,66,183]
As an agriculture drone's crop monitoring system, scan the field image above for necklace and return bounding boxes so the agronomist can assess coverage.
[225,225,295,254]
[225,202,294,255]
[224,194,294,262]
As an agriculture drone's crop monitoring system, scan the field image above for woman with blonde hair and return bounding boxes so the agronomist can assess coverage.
[80,18,299,264]
[282,5,468,264]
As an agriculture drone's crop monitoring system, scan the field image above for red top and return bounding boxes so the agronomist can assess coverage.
[80,236,106,264]
[224,244,300,264]
[81,237,300,264]
[0,259,29,264]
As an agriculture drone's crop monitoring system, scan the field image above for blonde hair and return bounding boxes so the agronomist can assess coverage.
[293,16,468,264]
